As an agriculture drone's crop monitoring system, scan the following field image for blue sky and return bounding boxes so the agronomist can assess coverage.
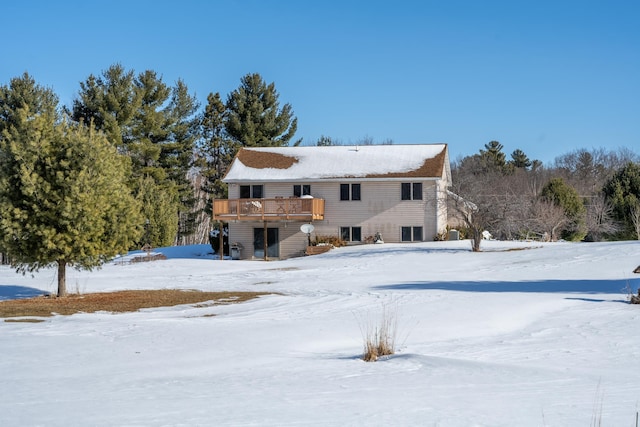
[2,0,639,164]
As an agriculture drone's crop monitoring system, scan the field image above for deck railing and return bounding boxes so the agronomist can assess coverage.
[213,198,325,221]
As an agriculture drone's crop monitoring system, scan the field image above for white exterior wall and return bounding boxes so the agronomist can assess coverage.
[310,181,439,243]
[225,180,445,260]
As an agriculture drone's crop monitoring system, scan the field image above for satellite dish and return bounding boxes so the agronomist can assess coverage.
[300,223,315,234]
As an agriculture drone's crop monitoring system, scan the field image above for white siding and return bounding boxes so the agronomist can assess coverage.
[225,179,445,259]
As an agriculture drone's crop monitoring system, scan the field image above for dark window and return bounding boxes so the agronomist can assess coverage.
[252,185,263,198]
[413,226,423,241]
[401,182,422,200]
[240,185,251,199]
[340,183,361,201]
[341,226,362,242]
[402,226,423,242]
[401,183,411,200]
[340,226,350,241]
[340,184,350,201]
[294,184,311,197]
[401,226,412,242]
[413,183,422,200]
[351,227,362,242]
[351,184,361,201]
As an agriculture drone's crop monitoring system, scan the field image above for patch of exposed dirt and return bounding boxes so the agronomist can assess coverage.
[0,290,271,320]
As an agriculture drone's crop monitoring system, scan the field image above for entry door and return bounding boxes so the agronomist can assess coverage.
[253,227,279,258]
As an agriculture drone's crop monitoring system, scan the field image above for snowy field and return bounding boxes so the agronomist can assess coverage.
[1,240,640,426]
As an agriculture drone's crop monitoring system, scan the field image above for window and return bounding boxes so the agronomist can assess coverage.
[340,183,361,201]
[401,226,423,242]
[340,184,349,201]
[351,184,361,201]
[401,182,422,200]
[293,184,311,197]
[340,226,350,241]
[240,185,263,198]
[341,226,362,242]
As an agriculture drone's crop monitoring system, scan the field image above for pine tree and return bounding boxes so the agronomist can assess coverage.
[479,140,507,173]
[0,72,58,134]
[225,73,300,148]
[71,65,200,245]
[0,81,143,296]
[198,92,237,211]
[162,80,200,239]
[69,64,141,149]
[510,149,532,170]
[135,176,179,248]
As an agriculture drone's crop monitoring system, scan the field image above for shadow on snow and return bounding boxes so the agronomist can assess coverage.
[0,285,48,301]
[372,278,640,297]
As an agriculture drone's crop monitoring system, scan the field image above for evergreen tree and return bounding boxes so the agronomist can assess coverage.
[0,72,58,134]
[163,79,200,239]
[0,85,142,296]
[198,92,237,209]
[509,149,532,170]
[135,176,179,248]
[316,135,340,146]
[69,64,140,149]
[602,162,640,239]
[71,64,199,245]
[540,178,587,241]
[225,73,300,148]
[479,140,507,173]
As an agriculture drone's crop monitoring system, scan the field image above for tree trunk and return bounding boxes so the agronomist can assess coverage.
[471,229,482,252]
[57,260,67,297]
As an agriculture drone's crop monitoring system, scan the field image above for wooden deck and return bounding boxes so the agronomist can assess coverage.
[213,198,325,222]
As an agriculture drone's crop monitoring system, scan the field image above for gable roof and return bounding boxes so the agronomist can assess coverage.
[223,144,451,183]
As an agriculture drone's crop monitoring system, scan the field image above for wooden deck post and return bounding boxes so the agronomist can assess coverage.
[219,222,224,260]
[263,221,268,261]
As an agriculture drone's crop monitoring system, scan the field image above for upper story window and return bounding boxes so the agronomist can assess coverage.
[240,185,263,198]
[293,184,311,197]
[401,182,422,200]
[340,183,361,201]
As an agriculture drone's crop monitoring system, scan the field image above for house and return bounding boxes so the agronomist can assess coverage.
[212,144,452,259]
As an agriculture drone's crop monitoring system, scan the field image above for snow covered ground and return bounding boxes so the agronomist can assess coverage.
[1,240,640,426]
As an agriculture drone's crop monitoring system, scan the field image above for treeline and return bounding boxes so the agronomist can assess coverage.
[1,66,299,250]
[449,141,640,251]
[2,64,640,268]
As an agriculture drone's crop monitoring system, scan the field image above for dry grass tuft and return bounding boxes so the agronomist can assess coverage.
[360,305,398,362]
[0,290,271,320]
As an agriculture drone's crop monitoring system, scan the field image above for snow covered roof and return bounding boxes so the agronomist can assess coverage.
[223,144,450,183]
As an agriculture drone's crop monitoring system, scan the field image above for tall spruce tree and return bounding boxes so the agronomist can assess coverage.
[0,75,142,296]
[225,73,300,148]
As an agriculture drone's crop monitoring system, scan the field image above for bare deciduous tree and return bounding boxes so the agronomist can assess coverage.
[530,200,570,241]
[584,194,620,241]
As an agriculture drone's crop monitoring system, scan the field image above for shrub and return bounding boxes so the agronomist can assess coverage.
[314,235,347,247]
